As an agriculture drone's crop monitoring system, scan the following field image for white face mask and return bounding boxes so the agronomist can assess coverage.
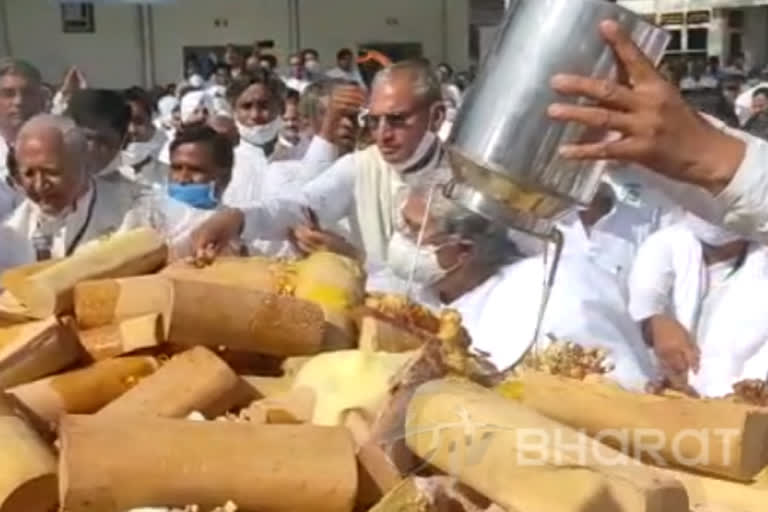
[387,230,450,286]
[122,140,159,167]
[237,118,282,147]
[389,131,438,174]
[305,60,320,72]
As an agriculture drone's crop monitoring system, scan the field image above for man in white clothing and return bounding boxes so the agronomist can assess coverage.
[120,86,169,187]
[66,89,132,177]
[628,214,768,396]
[326,48,366,89]
[191,60,447,265]
[372,185,653,390]
[1,115,216,269]
[0,58,45,219]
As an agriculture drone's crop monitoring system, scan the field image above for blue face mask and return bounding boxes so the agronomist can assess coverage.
[167,182,218,210]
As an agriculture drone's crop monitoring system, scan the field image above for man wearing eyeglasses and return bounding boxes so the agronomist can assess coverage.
[191,59,447,265]
[0,58,45,220]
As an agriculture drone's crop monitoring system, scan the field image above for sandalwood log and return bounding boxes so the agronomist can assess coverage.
[0,395,57,512]
[78,313,163,361]
[59,415,358,512]
[509,371,768,481]
[73,275,174,332]
[99,347,246,419]
[167,278,325,356]
[242,375,294,398]
[0,317,82,389]
[240,387,316,424]
[405,378,690,512]
[7,356,158,426]
[6,228,167,318]
[160,256,282,292]
[293,252,365,350]
[657,466,768,512]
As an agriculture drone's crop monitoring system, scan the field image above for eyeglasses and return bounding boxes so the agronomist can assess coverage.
[364,106,424,131]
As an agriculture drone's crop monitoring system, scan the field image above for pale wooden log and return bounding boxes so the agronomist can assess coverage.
[160,256,281,292]
[405,378,690,512]
[7,356,158,426]
[358,315,425,352]
[511,371,768,481]
[242,375,294,398]
[73,275,174,333]
[293,252,365,350]
[58,415,358,512]
[98,347,247,419]
[657,466,768,512]
[0,317,82,390]
[0,395,57,512]
[167,278,326,357]
[77,313,163,361]
[5,228,167,318]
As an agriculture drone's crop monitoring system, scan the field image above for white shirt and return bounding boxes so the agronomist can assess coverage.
[282,76,311,94]
[557,201,657,291]
[0,175,212,271]
[326,67,366,88]
[452,254,653,391]
[679,75,719,91]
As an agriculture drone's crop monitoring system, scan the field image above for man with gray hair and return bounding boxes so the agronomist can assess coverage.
[192,59,447,266]
[0,58,45,219]
[378,183,654,390]
[1,114,216,269]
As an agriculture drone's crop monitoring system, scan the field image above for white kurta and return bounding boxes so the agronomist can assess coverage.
[628,223,768,396]
[0,173,213,271]
[557,201,658,292]
[451,254,654,391]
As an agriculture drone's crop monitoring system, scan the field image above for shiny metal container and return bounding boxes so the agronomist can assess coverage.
[445,0,669,237]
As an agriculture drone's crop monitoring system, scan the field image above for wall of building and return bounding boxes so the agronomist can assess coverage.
[3,0,143,88]
[150,0,293,85]
[0,0,470,88]
[743,5,768,66]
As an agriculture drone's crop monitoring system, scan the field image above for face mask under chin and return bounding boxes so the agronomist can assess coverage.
[237,118,282,147]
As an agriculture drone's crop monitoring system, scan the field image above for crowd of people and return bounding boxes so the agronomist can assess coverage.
[2,22,768,399]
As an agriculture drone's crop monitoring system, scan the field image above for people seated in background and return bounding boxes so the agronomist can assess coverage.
[326,48,366,88]
[369,185,654,390]
[628,214,768,397]
[0,58,45,219]
[65,89,131,177]
[120,86,169,187]
[679,59,718,91]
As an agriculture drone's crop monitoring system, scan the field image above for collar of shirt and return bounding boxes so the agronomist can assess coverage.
[32,182,95,257]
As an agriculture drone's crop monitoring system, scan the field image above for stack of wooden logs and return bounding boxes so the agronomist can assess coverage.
[1,228,768,512]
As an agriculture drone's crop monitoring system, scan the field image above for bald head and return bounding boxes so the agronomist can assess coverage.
[14,115,89,215]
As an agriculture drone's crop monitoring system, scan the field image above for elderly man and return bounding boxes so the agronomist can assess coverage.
[193,60,447,266]
[0,58,45,219]
[629,214,768,397]
[372,183,654,390]
[1,115,218,268]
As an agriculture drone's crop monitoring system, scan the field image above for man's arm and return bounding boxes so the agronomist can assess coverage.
[546,21,768,243]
